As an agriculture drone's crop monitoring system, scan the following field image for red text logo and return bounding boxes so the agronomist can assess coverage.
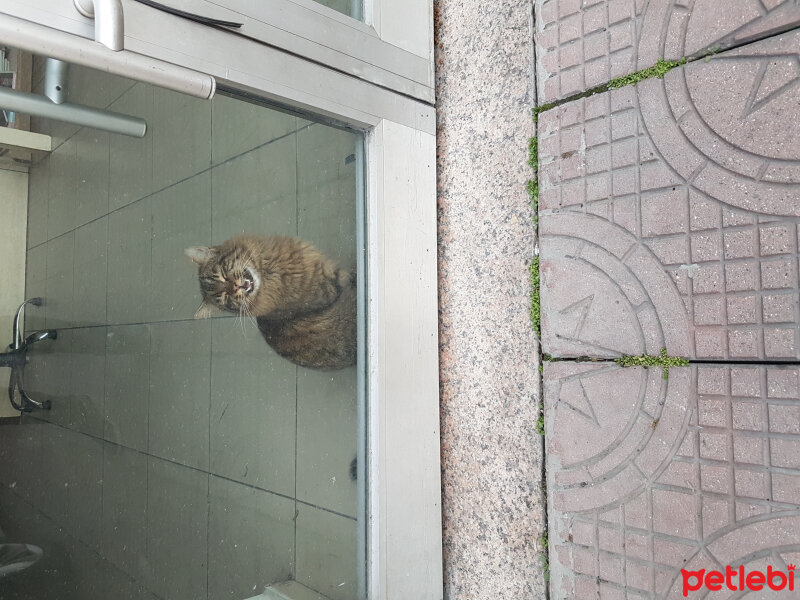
[681,564,795,596]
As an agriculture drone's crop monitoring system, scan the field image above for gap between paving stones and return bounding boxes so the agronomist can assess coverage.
[532,20,800,121]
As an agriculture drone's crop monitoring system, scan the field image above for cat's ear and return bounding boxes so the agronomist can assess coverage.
[194,301,218,320]
[185,246,215,265]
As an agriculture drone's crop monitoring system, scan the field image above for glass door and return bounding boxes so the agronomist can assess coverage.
[0,55,366,600]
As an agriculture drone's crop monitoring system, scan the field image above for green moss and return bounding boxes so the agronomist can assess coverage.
[615,348,689,379]
[528,136,538,171]
[533,102,557,123]
[607,58,686,90]
[539,533,551,582]
[535,399,545,436]
[530,256,541,336]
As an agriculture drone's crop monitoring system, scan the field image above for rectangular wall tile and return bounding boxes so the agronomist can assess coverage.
[105,324,150,452]
[148,320,211,470]
[207,476,295,599]
[210,320,296,496]
[146,457,208,600]
[295,505,358,600]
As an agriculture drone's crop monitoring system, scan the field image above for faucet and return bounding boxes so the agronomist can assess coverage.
[2,298,56,412]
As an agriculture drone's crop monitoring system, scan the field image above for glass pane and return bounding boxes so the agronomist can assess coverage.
[315,0,362,20]
[0,51,366,600]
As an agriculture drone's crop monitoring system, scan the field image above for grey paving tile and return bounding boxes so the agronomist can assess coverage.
[538,31,800,360]
[535,0,800,104]
[544,362,800,599]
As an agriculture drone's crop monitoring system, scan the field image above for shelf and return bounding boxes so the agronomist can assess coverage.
[0,127,51,171]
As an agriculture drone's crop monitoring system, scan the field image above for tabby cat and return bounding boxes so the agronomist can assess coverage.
[185,235,356,370]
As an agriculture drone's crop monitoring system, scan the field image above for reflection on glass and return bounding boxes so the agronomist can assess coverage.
[314,0,362,20]
[0,52,365,600]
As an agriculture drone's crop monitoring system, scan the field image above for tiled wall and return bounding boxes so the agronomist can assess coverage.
[0,170,28,419]
[0,62,361,600]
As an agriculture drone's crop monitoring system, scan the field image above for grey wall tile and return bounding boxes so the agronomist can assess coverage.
[295,505,358,600]
[44,232,75,329]
[103,564,160,600]
[24,245,47,332]
[70,327,106,437]
[107,199,151,325]
[26,328,72,427]
[211,94,298,164]
[104,325,150,452]
[37,424,71,522]
[73,217,108,327]
[211,136,298,244]
[102,442,148,582]
[70,65,135,110]
[0,419,42,504]
[27,159,49,248]
[109,84,153,211]
[208,476,295,599]
[65,431,104,551]
[47,137,77,239]
[210,321,296,496]
[146,457,208,600]
[150,173,211,322]
[296,367,358,517]
[152,87,211,190]
[148,320,211,470]
[296,125,358,270]
[74,128,110,227]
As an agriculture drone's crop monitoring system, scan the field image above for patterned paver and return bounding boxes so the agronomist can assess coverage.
[535,0,800,104]
[538,6,800,599]
[545,362,800,599]
[539,29,800,361]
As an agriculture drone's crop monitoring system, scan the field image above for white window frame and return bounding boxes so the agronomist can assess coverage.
[0,1,442,599]
[1,0,434,102]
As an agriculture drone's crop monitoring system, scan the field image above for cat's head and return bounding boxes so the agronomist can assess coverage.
[185,244,260,319]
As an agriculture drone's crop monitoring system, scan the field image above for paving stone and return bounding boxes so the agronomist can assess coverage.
[545,362,800,599]
[535,0,800,103]
[539,30,800,360]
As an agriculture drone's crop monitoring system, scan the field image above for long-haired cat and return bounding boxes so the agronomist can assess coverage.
[185,235,356,370]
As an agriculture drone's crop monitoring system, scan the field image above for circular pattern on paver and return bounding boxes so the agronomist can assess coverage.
[549,363,692,514]
[541,212,691,358]
[543,213,695,512]
[664,514,800,599]
[639,10,800,215]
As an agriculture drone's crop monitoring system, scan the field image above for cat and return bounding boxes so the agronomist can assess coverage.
[185,235,357,370]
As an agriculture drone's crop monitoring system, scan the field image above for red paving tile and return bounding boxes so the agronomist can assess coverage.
[537,7,800,599]
[544,364,800,599]
[539,30,800,361]
[535,0,800,104]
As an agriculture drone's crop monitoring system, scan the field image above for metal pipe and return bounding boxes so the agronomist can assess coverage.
[12,298,41,351]
[0,13,216,99]
[0,86,146,137]
[43,58,68,104]
[73,0,124,52]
